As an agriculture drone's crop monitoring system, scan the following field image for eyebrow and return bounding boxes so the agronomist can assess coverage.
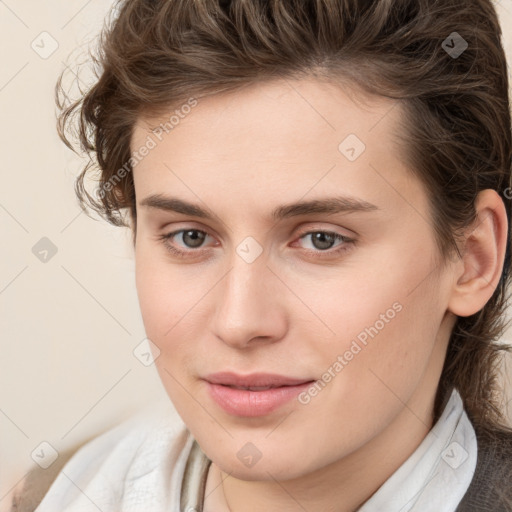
[139,194,380,221]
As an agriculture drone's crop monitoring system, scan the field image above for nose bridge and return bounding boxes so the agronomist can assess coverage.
[212,246,286,347]
[220,250,271,322]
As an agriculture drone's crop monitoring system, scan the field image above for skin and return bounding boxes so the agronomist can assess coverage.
[131,78,507,512]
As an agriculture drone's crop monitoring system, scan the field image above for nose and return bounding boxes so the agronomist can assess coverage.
[211,252,288,349]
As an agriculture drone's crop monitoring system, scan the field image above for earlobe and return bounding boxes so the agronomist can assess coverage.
[447,189,508,318]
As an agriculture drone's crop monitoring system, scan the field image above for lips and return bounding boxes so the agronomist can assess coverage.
[227,385,276,391]
[204,371,314,388]
[204,373,316,417]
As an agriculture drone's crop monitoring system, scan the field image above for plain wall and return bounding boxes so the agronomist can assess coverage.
[1,0,512,504]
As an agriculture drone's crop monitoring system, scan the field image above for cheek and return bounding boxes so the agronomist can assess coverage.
[134,256,201,411]
[134,240,189,334]
[135,271,195,355]
[135,260,169,337]
[298,252,442,414]
[134,244,212,372]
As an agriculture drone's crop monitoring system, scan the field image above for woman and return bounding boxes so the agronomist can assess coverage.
[15,0,512,510]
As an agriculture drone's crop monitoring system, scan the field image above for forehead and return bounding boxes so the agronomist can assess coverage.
[130,78,425,221]
[132,77,402,155]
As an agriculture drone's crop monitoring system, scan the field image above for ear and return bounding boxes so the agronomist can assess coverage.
[447,189,508,317]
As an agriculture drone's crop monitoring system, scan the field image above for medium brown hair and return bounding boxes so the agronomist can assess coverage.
[56,0,512,432]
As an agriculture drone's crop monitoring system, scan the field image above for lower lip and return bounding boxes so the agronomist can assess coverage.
[205,381,314,417]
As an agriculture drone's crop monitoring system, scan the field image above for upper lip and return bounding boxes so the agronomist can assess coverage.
[204,372,314,388]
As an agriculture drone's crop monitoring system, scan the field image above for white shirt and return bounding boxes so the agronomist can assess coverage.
[34,388,477,512]
[358,387,477,511]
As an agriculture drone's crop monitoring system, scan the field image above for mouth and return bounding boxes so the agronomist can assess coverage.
[204,371,314,388]
[203,372,316,417]
[222,384,291,391]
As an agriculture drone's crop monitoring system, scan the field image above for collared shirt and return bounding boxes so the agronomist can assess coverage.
[357,387,477,511]
[34,388,477,512]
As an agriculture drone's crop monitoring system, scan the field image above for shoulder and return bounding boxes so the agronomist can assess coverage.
[456,424,512,512]
[8,441,89,512]
[10,399,191,512]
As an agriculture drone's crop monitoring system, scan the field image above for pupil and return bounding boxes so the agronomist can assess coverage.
[183,230,204,248]
[313,232,334,250]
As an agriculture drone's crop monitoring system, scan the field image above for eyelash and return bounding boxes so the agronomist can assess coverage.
[157,228,355,259]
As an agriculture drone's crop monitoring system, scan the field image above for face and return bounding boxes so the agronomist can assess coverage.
[132,78,456,480]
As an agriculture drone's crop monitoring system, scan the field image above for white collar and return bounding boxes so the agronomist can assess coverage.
[358,387,477,512]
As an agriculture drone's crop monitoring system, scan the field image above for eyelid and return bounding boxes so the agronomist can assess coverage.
[294,223,356,240]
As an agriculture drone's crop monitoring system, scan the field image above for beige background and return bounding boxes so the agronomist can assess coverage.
[1,0,512,505]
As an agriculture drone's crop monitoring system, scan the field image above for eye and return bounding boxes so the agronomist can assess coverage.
[158,227,355,259]
[294,230,354,256]
[158,228,214,257]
